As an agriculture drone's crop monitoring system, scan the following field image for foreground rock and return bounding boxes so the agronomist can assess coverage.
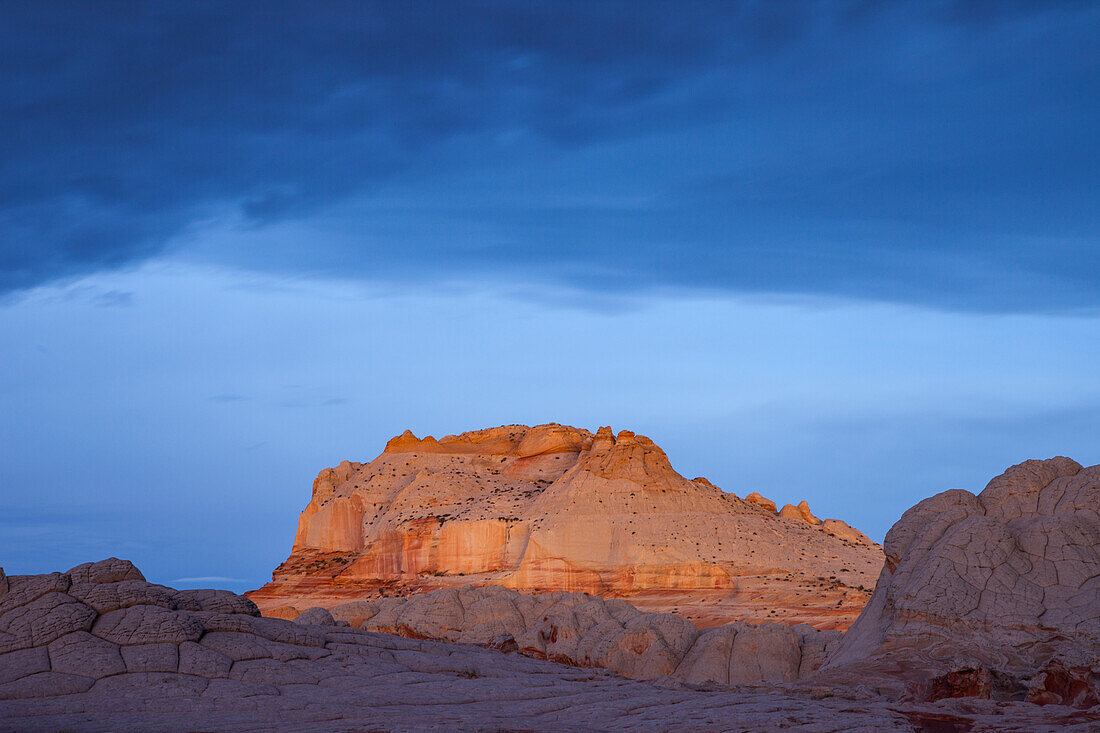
[250,423,882,628]
[286,584,840,683]
[2,559,1096,731]
[826,457,1100,707]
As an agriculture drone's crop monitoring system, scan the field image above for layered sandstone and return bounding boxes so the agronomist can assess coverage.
[825,457,1100,707]
[250,424,882,628]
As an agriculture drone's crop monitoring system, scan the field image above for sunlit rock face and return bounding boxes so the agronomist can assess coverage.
[249,424,883,628]
[826,457,1100,699]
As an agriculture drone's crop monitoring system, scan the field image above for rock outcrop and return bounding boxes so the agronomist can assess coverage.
[779,500,823,526]
[285,584,840,683]
[744,491,778,512]
[250,424,882,629]
[825,457,1100,707]
[2,558,1095,731]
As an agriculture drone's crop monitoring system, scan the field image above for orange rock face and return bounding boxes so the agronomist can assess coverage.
[249,424,883,628]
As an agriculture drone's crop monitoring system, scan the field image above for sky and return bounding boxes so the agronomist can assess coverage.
[2,1,1099,592]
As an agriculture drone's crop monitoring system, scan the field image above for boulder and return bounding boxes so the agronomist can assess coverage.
[778,500,822,526]
[825,457,1100,709]
[265,604,301,620]
[330,600,378,627]
[294,606,339,626]
[744,492,777,513]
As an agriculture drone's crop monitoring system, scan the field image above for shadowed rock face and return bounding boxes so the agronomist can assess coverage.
[287,584,840,684]
[826,457,1100,703]
[0,558,832,705]
[250,423,882,628]
[1,558,1096,730]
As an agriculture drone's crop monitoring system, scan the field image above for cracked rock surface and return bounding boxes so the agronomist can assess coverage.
[2,558,1096,731]
[827,457,1100,694]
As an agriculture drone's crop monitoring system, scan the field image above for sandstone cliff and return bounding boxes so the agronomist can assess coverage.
[250,424,882,628]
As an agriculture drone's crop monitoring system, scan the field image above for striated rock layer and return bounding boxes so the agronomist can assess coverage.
[824,457,1100,707]
[249,424,882,628]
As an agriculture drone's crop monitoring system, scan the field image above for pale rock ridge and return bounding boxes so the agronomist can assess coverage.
[300,584,840,683]
[252,423,882,628]
[826,457,1100,705]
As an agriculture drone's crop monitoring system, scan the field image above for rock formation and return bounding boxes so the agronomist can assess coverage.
[825,457,1100,707]
[3,456,1098,728]
[250,424,882,628]
[2,558,1095,731]
[279,584,840,684]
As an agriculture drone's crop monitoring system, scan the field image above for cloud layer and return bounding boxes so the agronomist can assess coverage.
[3,264,1099,586]
[3,1,1098,310]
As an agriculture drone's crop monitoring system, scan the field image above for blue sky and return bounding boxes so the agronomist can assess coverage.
[1,1,1098,591]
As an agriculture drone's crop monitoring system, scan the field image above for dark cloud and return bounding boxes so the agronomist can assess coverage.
[1,0,1098,311]
[209,394,249,403]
